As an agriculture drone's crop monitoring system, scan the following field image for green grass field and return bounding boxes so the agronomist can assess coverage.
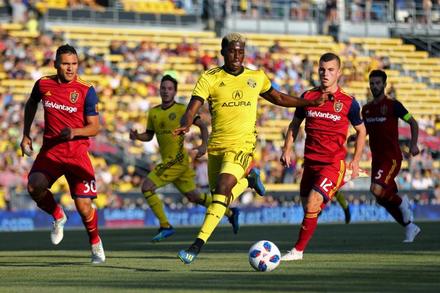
[1,222,439,292]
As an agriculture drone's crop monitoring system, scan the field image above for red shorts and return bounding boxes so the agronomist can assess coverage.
[371,158,401,194]
[300,160,346,202]
[30,147,97,198]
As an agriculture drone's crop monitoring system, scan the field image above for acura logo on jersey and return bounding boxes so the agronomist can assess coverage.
[232,90,243,100]
[334,101,343,112]
[169,112,176,120]
[70,91,79,103]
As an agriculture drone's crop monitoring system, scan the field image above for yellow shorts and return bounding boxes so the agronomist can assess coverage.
[148,162,196,194]
[208,150,254,190]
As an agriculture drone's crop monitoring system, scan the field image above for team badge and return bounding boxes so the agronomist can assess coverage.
[159,121,165,129]
[232,90,243,100]
[70,91,79,103]
[247,79,256,88]
[380,105,388,115]
[334,100,343,112]
[169,112,176,120]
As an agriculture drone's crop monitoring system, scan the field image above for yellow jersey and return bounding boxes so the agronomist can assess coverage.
[192,67,272,153]
[147,102,188,165]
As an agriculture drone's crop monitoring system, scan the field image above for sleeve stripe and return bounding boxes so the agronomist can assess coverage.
[261,86,273,95]
[403,113,412,122]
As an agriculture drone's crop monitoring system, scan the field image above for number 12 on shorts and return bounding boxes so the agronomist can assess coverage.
[320,178,333,192]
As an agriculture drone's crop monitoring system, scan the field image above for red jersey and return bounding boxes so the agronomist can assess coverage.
[295,87,363,163]
[362,97,409,161]
[30,75,99,151]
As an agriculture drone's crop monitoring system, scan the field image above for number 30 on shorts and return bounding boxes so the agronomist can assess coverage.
[83,180,97,193]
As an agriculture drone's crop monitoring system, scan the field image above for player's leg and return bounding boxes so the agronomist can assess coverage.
[28,155,66,245]
[282,160,345,261]
[334,190,351,224]
[68,153,105,263]
[144,166,175,241]
[370,159,420,242]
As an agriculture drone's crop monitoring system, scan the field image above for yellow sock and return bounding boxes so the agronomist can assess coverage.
[335,191,348,210]
[144,191,169,227]
[200,192,234,218]
[197,194,228,242]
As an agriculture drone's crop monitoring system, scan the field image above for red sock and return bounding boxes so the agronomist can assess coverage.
[377,196,405,226]
[35,190,63,220]
[83,209,100,245]
[294,210,319,251]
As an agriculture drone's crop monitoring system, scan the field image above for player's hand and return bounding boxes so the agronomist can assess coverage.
[20,135,33,157]
[129,129,138,140]
[348,160,360,179]
[193,144,207,159]
[409,144,420,157]
[173,125,190,136]
[60,127,75,140]
[310,94,326,106]
[280,150,292,168]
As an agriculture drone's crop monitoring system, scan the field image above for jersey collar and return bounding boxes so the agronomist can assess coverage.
[222,65,244,76]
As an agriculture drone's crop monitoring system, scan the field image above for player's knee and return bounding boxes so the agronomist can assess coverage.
[215,185,233,197]
[306,190,324,211]
[27,173,48,198]
[370,184,385,198]
[184,192,199,203]
[141,180,155,194]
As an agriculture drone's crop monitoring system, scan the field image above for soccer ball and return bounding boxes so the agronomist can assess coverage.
[248,240,281,272]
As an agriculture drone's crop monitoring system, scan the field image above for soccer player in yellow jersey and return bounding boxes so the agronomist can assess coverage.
[174,33,326,264]
[130,75,240,242]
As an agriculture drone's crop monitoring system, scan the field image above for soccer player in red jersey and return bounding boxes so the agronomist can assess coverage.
[20,44,105,263]
[280,53,366,261]
[362,69,421,242]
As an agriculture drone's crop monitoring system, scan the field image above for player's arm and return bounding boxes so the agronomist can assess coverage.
[261,88,326,107]
[173,96,204,135]
[130,129,154,142]
[60,87,100,140]
[348,99,366,179]
[396,101,420,156]
[192,116,208,158]
[280,116,304,168]
[21,81,41,156]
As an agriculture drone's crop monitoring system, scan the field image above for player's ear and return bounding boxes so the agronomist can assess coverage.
[220,48,225,56]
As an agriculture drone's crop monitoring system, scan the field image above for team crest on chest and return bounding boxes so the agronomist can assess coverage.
[169,112,176,120]
[380,104,388,115]
[69,90,79,103]
[334,100,343,112]
[247,78,256,88]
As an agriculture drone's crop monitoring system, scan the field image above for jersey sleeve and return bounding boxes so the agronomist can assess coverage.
[146,110,155,132]
[260,70,272,94]
[293,92,306,119]
[348,98,363,126]
[29,80,41,102]
[393,100,411,122]
[84,87,99,116]
[192,74,210,102]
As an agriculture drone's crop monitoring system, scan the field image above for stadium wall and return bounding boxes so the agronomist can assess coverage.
[1,204,439,232]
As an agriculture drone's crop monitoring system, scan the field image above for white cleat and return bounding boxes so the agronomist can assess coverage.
[51,212,67,245]
[403,223,421,243]
[91,239,106,264]
[400,195,413,223]
[281,248,303,261]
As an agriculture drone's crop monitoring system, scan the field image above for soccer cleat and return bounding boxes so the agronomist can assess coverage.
[344,206,351,224]
[281,248,303,261]
[151,226,175,242]
[228,207,240,234]
[400,195,413,223]
[247,167,266,196]
[403,223,421,243]
[50,211,67,245]
[91,239,106,264]
[177,249,198,265]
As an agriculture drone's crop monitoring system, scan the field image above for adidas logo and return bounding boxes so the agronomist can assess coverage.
[44,91,52,96]
[219,81,225,87]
